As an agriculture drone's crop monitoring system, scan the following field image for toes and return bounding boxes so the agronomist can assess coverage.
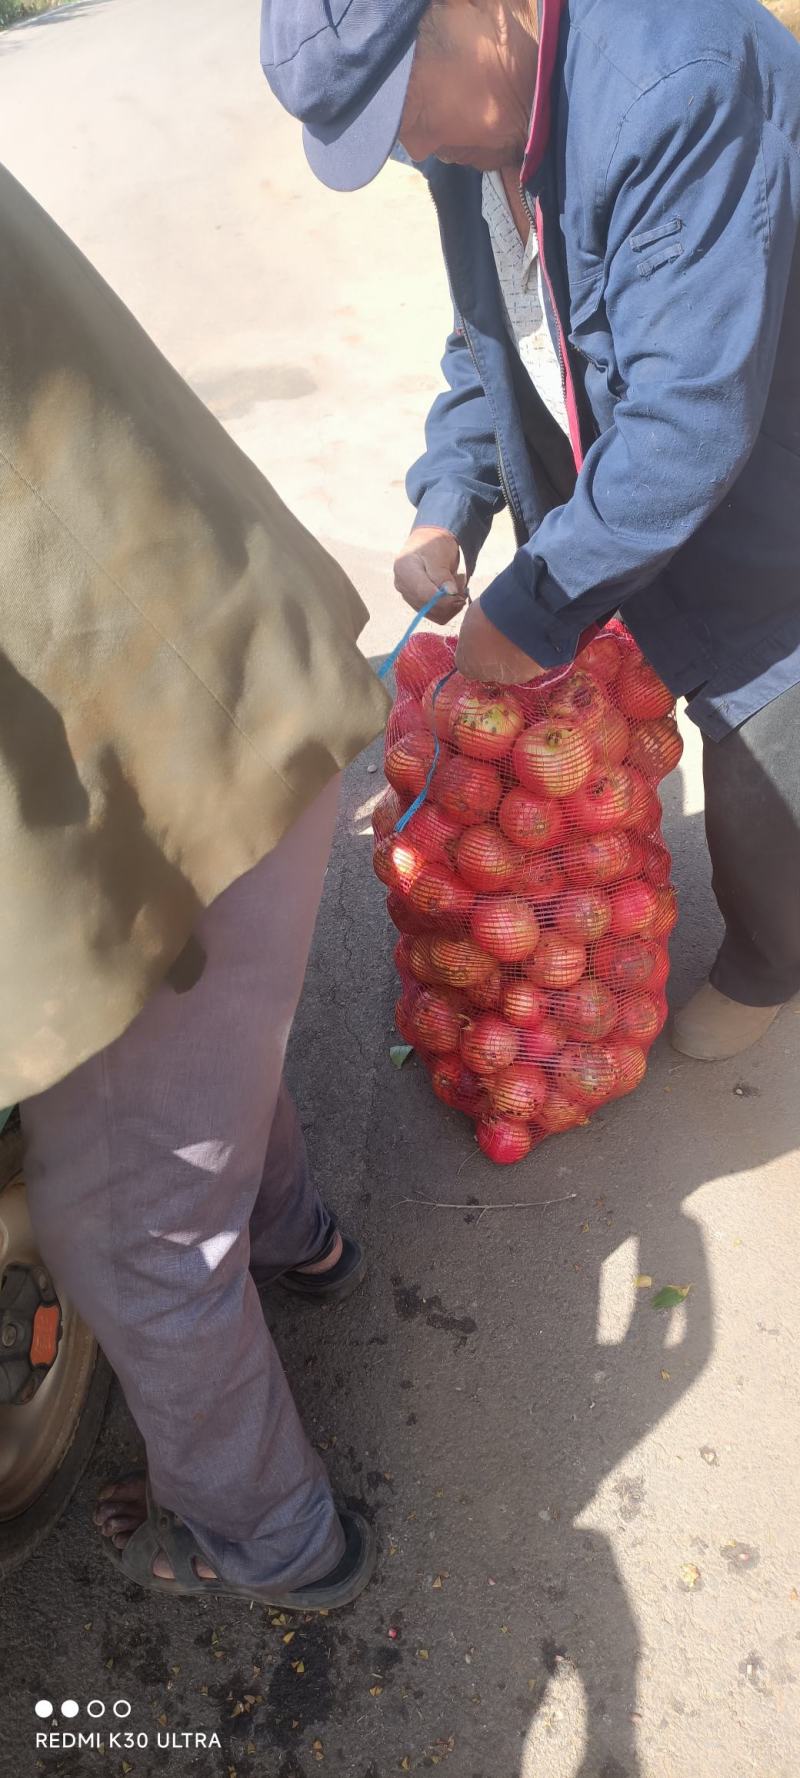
[99,1513,143,1539]
[111,1529,139,1551]
[96,1479,146,1508]
[95,1500,144,1529]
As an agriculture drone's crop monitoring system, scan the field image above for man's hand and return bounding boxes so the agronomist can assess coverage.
[455,600,546,685]
[393,527,467,625]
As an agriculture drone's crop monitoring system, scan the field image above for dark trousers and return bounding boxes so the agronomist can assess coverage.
[703,682,800,1007]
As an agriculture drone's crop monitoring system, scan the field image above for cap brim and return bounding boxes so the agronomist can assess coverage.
[302,38,416,192]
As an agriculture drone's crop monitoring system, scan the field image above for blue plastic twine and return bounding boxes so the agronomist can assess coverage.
[377,585,451,681]
[377,584,456,835]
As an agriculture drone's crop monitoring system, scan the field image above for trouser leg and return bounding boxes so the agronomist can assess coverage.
[248,1079,335,1287]
[703,684,800,1006]
[22,781,344,1590]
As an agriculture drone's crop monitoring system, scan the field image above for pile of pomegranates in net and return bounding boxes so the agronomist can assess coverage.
[373,624,682,1164]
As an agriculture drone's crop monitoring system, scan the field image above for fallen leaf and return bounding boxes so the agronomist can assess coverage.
[282,1631,295,1644]
[246,1744,257,1758]
[122,1765,133,1775]
[157,1713,167,1727]
[417,1648,429,1660]
[230,1703,245,1720]
[200,1685,208,1696]
[652,1285,691,1310]
[660,1369,671,1382]
[369,1685,384,1697]
[291,1660,306,1675]
[400,1761,411,1772]
[171,1665,181,1676]
[390,1044,414,1069]
[635,1275,652,1289]
[270,1612,288,1627]
[500,1624,510,1634]
[432,1574,446,1590]
[581,1220,590,1233]
[680,1563,702,1589]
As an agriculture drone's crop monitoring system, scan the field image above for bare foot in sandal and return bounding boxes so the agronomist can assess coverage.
[94,1472,375,1609]
[94,1476,216,1581]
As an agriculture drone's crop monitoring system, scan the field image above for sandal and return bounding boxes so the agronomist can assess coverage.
[99,1471,375,1610]
[265,1223,367,1305]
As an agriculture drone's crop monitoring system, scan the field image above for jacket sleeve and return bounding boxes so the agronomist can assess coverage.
[480,62,798,664]
[406,315,505,576]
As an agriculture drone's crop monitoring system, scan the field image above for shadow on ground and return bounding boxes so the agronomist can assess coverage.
[2,713,797,1778]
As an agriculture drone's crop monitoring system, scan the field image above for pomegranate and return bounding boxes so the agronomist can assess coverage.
[460,1014,519,1074]
[476,1117,535,1164]
[512,721,595,799]
[471,897,541,963]
[490,1062,548,1122]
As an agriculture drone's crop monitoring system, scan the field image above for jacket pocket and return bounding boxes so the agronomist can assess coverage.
[568,278,616,382]
[631,217,684,279]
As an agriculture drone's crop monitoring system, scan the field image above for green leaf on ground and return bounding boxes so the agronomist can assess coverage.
[390,1044,415,1069]
[652,1285,691,1310]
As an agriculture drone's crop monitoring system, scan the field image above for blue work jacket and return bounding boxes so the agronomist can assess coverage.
[407,0,800,737]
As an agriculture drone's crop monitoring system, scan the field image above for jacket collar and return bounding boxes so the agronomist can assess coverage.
[521,0,566,184]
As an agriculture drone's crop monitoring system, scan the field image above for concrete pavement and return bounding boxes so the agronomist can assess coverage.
[1,4,799,1776]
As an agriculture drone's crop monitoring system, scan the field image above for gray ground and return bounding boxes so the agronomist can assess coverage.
[1,3,799,1776]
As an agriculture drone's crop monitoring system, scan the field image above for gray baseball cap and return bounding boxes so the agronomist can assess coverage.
[261,1,430,191]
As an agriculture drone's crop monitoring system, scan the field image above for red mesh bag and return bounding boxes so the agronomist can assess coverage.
[373,622,682,1165]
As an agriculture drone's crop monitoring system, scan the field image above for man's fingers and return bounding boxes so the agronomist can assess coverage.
[394,563,466,624]
[415,587,467,625]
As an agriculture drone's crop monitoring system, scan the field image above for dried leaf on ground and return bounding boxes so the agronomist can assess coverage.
[635,1274,652,1289]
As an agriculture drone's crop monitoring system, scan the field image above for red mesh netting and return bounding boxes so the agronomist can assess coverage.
[373,623,682,1165]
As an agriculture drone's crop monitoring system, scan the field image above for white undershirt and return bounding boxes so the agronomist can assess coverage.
[481,170,568,435]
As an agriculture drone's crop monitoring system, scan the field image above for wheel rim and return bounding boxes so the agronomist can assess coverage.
[0,1177,97,1520]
